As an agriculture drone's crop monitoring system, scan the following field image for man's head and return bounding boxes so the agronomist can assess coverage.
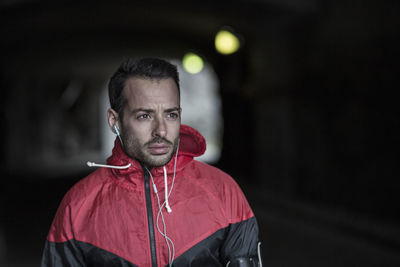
[107,58,181,167]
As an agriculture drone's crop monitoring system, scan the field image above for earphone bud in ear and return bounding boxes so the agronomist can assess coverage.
[114,125,124,146]
[114,125,121,136]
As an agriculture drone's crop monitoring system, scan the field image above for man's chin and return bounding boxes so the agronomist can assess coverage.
[144,153,173,167]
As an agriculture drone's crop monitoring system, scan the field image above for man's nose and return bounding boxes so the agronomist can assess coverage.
[152,117,167,138]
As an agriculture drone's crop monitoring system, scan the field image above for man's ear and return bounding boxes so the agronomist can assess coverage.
[107,108,120,134]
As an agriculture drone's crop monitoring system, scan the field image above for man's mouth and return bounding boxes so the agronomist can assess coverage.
[147,144,170,155]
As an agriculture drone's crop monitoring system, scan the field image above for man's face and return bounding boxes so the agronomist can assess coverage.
[117,77,181,167]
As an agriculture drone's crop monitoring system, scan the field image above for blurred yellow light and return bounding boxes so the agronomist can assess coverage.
[182,53,204,74]
[215,30,240,55]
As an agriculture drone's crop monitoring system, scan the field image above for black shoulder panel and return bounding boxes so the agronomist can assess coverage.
[41,217,259,267]
[172,226,226,266]
[173,217,259,267]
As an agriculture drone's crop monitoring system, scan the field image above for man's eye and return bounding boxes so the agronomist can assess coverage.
[167,113,179,119]
[137,114,150,120]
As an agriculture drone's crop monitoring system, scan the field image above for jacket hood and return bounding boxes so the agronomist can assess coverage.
[106,124,206,178]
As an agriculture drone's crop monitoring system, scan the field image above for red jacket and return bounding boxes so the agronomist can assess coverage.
[42,125,260,267]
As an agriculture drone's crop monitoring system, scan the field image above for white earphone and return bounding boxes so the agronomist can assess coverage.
[114,125,124,145]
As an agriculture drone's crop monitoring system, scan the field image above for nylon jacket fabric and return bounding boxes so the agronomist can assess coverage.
[41,125,260,267]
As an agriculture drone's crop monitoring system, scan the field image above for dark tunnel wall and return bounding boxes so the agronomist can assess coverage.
[1,0,400,266]
[290,1,399,220]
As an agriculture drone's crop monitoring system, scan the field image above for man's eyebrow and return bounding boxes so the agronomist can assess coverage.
[164,107,181,113]
[130,108,155,114]
[130,107,181,114]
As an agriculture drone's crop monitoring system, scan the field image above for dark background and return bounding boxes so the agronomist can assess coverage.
[1,0,399,266]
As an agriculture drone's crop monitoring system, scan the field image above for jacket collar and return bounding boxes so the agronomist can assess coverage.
[106,124,206,180]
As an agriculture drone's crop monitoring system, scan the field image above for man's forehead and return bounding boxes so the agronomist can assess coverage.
[123,77,178,94]
[121,77,180,107]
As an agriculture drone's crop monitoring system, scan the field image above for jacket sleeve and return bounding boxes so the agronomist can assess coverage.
[219,177,262,266]
[41,194,86,267]
[221,216,261,266]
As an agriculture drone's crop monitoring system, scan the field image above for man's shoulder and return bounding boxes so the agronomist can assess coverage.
[187,160,239,189]
[189,160,232,179]
[62,168,111,205]
[47,168,114,242]
[187,160,253,219]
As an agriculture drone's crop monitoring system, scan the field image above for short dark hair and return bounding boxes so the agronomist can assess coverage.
[108,57,180,116]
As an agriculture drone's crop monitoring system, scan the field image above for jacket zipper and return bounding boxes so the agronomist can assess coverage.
[144,169,158,267]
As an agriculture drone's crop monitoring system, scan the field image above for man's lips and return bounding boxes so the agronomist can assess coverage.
[147,144,170,155]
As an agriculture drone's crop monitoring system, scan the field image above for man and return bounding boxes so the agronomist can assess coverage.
[41,58,262,267]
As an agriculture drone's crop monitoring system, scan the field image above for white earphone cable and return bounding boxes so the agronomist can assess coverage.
[143,139,179,266]
[147,170,175,267]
